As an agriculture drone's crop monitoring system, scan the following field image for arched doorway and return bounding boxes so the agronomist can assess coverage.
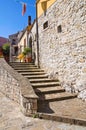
[28,36,32,62]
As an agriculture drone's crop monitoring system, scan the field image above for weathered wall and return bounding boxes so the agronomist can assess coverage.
[0,58,38,115]
[38,0,86,100]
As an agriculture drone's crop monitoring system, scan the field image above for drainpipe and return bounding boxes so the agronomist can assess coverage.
[36,1,40,68]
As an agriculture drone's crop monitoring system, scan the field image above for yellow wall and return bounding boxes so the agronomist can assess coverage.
[37,0,56,17]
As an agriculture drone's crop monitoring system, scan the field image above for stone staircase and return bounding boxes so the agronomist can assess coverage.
[9,62,86,126]
[10,62,77,113]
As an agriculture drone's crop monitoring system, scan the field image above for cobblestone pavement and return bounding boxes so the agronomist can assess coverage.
[0,92,86,130]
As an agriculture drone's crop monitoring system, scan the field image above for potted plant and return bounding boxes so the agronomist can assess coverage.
[23,47,31,62]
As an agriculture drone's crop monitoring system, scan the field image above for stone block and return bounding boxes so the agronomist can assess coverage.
[21,97,37,115]
[82,68,86,73]
[79,58,85,63]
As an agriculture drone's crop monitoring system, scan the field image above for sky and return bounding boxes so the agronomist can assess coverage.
[0,0,36,38]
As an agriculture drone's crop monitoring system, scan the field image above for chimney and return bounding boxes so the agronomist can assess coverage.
[28,16,31,25]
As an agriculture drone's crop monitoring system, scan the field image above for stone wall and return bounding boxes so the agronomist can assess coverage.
[37,0,86,100]
[0,58,38,115]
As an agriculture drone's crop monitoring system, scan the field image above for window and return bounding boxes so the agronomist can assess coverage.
[43,21,48,29]
[57,25,62,33]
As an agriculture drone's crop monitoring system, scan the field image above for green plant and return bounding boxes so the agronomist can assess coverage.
[23,47,31,56]
[22,51,27,56]
[33,113,39,118]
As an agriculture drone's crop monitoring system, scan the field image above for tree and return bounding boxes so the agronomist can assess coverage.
[23,47,31,62]
[2,43,10,62]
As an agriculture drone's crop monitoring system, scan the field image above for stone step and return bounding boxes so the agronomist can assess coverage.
[39,92,77,102]
[20,71,46,76]
[10,62,34,65]
[10,64,37,67]
[14,66,39,70]
[29,78,59,83]
[32,82,60,88]
[36,113,86,127]
[17,69,44,73]
[10,63,37,67]
[20,71,46,75]
[9,63,35,67]
[24,75,48,79]
[35,86,65,94]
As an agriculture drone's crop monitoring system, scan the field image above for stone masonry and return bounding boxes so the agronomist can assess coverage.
[0,58,38,115]
[37,0,86,100]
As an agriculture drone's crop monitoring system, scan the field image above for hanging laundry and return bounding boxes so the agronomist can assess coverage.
[22,3,26,16]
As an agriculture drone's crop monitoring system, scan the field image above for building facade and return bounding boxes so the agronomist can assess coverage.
[28,20,38,65]
[18,28,28,54]
[36,0,86,100]
[9,32,19,62]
